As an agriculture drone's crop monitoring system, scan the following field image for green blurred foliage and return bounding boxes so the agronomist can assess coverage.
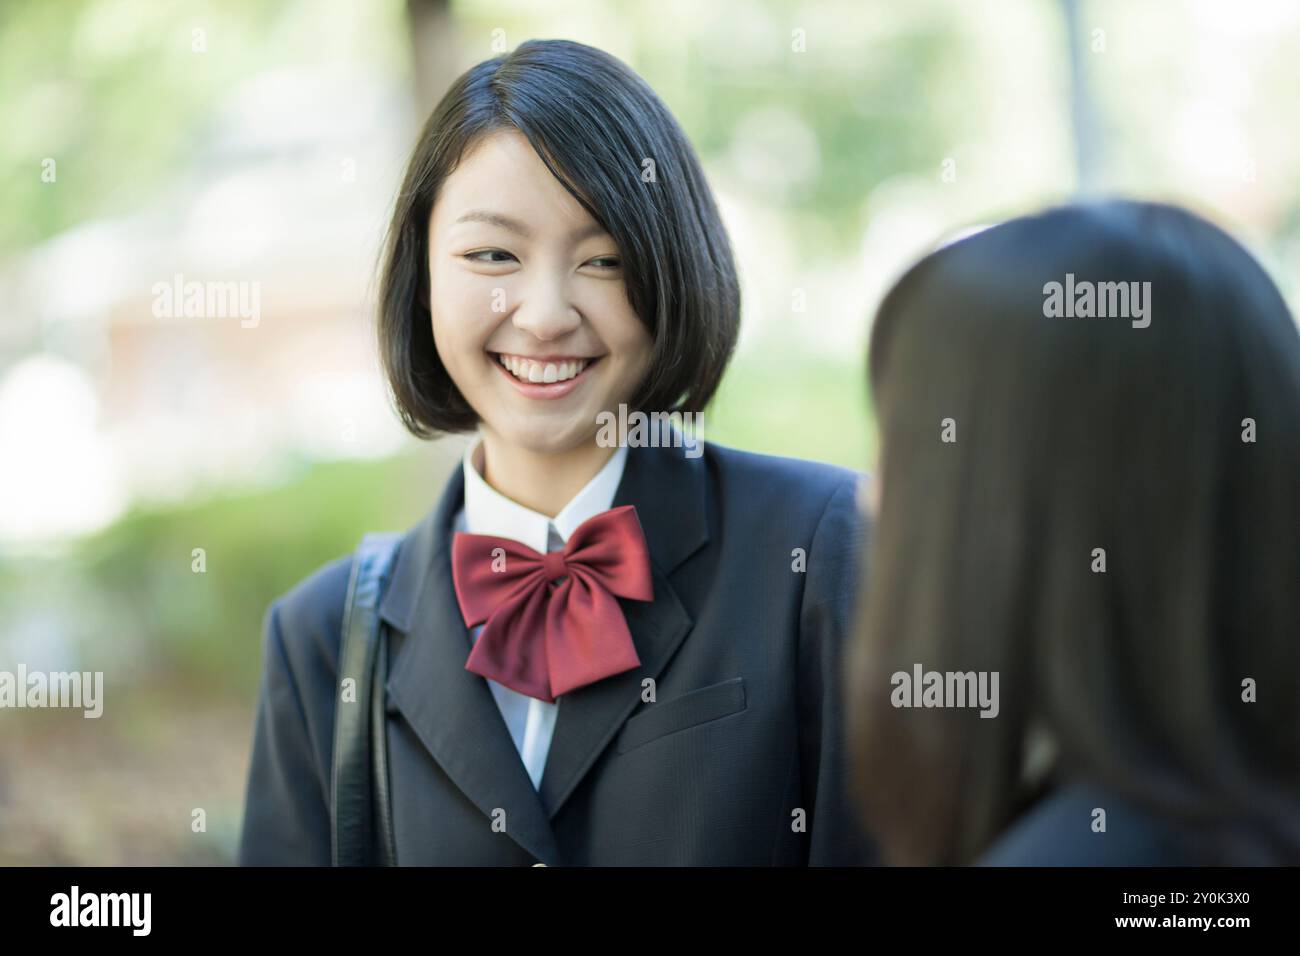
[0,450,446,702]
[0,0,407,257]
[710,345,873,468]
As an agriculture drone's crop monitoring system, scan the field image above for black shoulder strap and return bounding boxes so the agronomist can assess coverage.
[331,531,403,866]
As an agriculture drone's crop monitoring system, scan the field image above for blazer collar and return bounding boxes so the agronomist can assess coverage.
[460,435,630,552]
[378,440,709,863]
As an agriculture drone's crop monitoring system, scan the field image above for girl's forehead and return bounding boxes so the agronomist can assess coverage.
[431,131,607,240]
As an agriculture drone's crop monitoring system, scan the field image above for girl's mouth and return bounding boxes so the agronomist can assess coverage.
[489,351,603,399]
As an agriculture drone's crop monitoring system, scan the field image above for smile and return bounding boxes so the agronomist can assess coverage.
[496,353,592,383]
[490,351,602,399]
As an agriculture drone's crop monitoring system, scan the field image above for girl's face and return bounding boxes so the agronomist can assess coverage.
[427,129,653,457]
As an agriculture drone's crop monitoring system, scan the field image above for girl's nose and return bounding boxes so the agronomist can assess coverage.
[510,278,582,341]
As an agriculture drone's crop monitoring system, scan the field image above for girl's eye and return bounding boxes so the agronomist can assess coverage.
[586,256,621,270]
[463,250,517,264]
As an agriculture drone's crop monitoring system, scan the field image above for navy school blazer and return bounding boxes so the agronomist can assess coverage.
[237,438,878,865]
[976,782,1200,866]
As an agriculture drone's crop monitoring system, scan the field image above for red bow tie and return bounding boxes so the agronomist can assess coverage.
[451,505,654,702]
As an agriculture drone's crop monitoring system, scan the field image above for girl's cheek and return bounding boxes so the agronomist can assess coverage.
[434,271,507,342]
[591,285,648,351]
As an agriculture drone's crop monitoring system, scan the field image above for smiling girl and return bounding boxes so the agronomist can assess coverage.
[238,38,876,866]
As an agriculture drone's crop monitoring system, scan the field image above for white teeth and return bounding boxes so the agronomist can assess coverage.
[497,354,592,383]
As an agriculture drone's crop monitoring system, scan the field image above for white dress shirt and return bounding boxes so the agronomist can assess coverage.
[453,435,630,790]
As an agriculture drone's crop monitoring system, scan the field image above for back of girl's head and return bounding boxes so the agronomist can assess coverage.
[378,39,739,436]
[850,199,1300,864]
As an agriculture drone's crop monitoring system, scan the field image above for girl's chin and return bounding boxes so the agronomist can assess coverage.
[489,414,602,455]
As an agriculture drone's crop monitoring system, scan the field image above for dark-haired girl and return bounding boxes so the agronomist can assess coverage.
[849,200,1300,865]
[238,39,875,866]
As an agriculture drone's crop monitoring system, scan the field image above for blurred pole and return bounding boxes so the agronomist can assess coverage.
[405,0,460,114]
[1059,0,1105,194]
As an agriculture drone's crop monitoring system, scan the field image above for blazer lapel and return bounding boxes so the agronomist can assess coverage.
[537,440,710,820]
[380,465,562,865]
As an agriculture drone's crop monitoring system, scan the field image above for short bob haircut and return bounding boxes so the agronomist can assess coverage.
[377,39,741,437]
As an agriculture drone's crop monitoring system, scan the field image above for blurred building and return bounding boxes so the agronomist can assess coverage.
[0,66,419,543]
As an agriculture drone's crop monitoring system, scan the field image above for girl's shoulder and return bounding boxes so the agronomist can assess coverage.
[260,553,355,674]
[703,440,864,523]
[267,514,424,652]
[975,781,1197,866]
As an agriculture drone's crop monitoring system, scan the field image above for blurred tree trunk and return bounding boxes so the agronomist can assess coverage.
[406,0,460,114]
[1059,0,1105,194]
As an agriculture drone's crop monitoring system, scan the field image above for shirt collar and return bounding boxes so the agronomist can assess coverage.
[461,435,629,553]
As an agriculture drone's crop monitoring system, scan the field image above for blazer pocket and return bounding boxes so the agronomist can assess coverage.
[615,677,747,754]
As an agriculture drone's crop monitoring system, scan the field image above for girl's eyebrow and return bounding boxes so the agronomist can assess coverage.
[453,209,610,243]
[455,209,531,237]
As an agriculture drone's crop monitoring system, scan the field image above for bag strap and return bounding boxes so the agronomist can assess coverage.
[331,531,403,866]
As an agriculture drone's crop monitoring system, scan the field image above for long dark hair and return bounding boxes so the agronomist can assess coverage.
[848,199,1300,864]
[377,38,740,437]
